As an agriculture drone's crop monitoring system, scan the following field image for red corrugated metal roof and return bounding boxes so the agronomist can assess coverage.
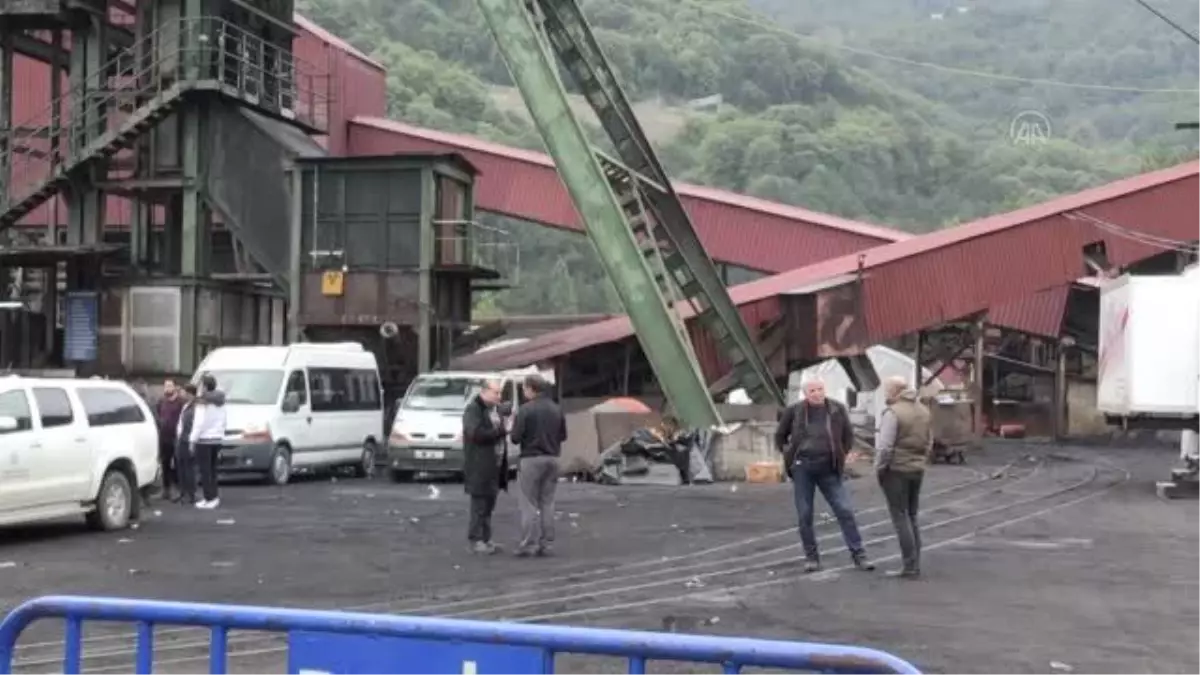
[454,161,1199,371]
[347,117,907,273]
[987,286,1070,338]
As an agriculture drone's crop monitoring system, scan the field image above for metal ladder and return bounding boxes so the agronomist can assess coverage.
[531,0,784,406]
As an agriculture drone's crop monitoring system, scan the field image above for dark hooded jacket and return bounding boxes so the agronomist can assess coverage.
[775,398,855,477]
[462,394,509,496]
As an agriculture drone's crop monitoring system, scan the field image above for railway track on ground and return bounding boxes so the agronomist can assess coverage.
[13,454,1129,674]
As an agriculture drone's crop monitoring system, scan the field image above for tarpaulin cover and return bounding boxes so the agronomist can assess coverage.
[597,427,715,486]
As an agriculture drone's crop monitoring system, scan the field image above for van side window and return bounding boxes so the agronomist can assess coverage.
[309,368,343,412]
[77,388,146,427]
[32,387,74,428]
[0,390,34,434]
[501,380,516,408]
[308,368,380,412]
[285,371,308,405]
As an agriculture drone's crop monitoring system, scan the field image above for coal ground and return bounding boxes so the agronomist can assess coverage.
[0,442,1195,674]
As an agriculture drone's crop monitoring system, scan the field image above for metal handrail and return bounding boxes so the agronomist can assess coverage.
[0,595,922,674]
[1,17,330,212]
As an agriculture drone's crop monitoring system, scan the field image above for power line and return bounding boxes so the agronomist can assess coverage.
[674,0,1199,95]
[1129,0,1200,44]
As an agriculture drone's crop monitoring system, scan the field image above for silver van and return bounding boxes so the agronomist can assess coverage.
[386,371,526,482]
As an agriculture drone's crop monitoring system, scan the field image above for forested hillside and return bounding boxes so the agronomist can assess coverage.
[296,0,1199,315]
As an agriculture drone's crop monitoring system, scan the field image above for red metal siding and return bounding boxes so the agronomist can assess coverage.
[293,16,387,156]
[346,117,903,273]
[453,162,1199,370]
[988,286,1070,338]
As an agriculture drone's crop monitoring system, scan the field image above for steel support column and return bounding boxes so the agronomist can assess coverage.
[0,23,12,208]
[475,0,720,428]
[65,15,107,248]
[417,166,435,373]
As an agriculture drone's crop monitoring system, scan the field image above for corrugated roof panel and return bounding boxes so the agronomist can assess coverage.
[453,162,1199,371]
[988,287,1071,338]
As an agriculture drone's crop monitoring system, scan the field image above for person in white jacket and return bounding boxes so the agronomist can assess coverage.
[189,374,228,509]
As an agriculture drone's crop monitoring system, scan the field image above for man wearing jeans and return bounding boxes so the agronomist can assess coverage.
[775,379,874,573]
[874,376,933,578]
[509,375,566,557]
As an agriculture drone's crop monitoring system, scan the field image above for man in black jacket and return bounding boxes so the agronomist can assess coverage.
[173,384,199,504]
[775,378,874,573]
[462,379,509,555]
[510,375,567,557]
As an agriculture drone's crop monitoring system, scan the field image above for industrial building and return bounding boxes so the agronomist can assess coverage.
[2,0,1196,434]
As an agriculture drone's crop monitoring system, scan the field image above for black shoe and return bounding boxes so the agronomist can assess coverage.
[803,559,822,573]
[535,546,554,557]
[852,553,875,571]
[885,568,920,579]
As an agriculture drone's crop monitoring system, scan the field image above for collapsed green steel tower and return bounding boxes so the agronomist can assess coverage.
[475,0,785,428]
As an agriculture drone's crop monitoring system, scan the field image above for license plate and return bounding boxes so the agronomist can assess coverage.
[414,450,445,460]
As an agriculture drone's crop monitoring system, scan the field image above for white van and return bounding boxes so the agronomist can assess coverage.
[0,376,158,531]
[193,343,384,485]
[386,369,540,482]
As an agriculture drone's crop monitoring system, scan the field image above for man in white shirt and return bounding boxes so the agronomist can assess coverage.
[189,374,228,509]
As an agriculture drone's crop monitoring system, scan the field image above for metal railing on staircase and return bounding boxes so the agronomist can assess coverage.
[0,17,330,228]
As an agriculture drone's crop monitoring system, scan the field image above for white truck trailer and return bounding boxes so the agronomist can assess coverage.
[1097,264,1199,497]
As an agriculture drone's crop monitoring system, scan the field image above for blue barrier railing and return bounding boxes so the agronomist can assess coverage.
[0,595,921,674]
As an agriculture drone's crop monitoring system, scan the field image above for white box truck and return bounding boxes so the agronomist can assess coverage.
[1097,265,1200,426]
[1097,265,1199,496]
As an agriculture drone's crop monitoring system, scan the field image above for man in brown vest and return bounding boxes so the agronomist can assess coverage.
[874,376,933,578]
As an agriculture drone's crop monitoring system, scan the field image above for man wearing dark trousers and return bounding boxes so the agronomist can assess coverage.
[188,375,227,510]
[174,385,199,504]
[775,378,874,573]
[462,379,510,555]
[510,375,566,557]
[875,376,933,579]
[155,379,185,501]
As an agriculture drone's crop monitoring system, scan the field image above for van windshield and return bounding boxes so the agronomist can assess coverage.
[403,377,485,411]
[200,370,283,405]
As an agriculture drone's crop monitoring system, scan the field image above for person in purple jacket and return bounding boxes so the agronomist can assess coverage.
[155,379,186,501]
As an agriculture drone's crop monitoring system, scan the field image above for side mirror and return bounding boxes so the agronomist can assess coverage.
[0,415,19,433]
[281,392,302,413]
[845,388,858,409]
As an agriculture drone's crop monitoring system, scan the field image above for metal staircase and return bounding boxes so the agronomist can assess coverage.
[479,0,784,416]
[536,0,784,407]
[0,18,329,232]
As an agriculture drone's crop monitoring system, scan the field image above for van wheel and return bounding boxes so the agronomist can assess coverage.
[389,469,413,483]
[86,470,133,531]
[264,446,292,486]
[355,441,377,479]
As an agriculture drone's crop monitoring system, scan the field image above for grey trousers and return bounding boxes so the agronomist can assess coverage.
[517,456,560,552]
[879,469,923,572]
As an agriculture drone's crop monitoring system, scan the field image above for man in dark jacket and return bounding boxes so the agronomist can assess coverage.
[156,379,186,500]
[510,375,566,557]
[775,378,874,573]
[174,384,199,504]
[462,379,509,555]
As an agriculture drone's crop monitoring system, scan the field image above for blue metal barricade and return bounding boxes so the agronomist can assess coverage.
[0,595,921,674]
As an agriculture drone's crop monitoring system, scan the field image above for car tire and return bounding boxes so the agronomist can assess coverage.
[355,441,377,479]
[389,469,413,483]
[264,446,292,486]
[86,469,133,531]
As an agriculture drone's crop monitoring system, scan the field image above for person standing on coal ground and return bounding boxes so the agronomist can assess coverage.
[155,379,186,501]
[174,384,199,504]
[189,374,228,510]
[462,379,511,555]
[775,378,875,574]
[874,375,933,579]
[510,374,566,557]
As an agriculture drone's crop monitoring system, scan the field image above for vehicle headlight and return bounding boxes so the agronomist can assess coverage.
[240,422,272,442]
